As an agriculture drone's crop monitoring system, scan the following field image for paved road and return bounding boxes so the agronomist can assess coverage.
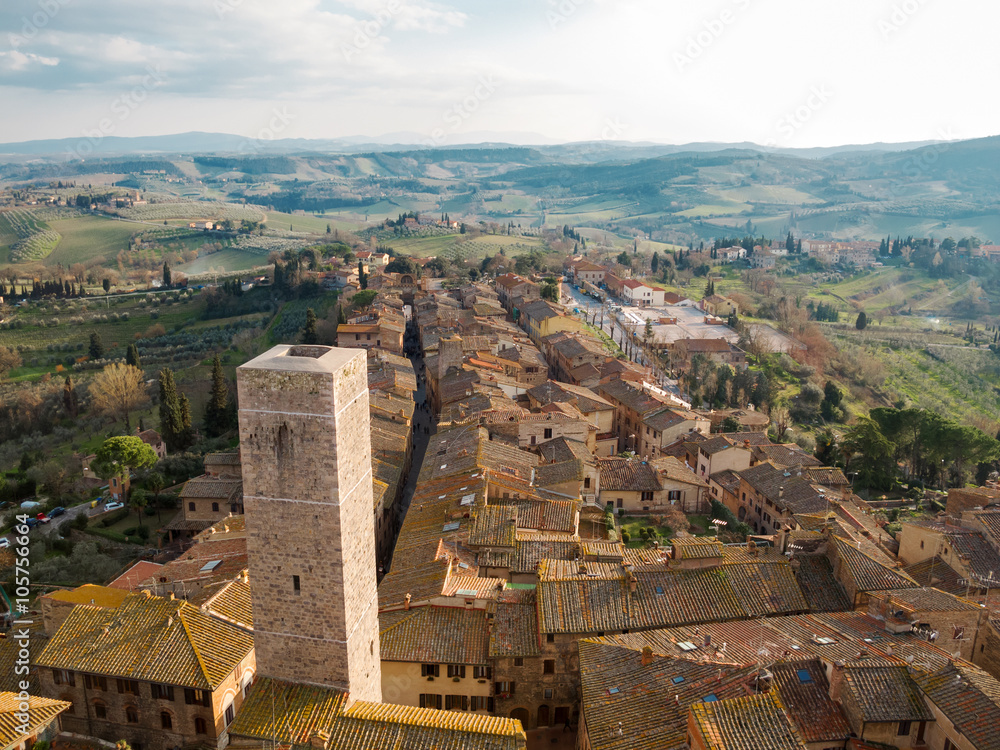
[382,325,434,573]
[562,282,684,398]
[2,499,122,545]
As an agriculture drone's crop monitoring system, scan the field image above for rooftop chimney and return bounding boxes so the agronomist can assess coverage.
[641,646,653,667]
[404,593,412,610]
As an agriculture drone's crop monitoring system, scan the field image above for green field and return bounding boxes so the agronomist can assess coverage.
[712,185,822,204]
[264,210,366,235]
[176,249,267,275]
[45,216,137,267]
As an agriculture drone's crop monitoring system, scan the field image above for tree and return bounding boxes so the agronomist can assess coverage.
[144,470,167,522]
[541,282,558,302]
[93,436,158,497]
[128,487,149,526]
[855,311,868,330]
[385,257,417,275]
[158,368,191,451]
[771,405,791,442]
[358,260,368,290]
[721,415,742,433]
[204,355,232,438]
[0,345,21,378]
[842,416,896,491]
[162,262,171,288]
[88,332,105,360]
[651,252,659,274]
[91,363,148,431]
[644,319,654,345]
[616,251,631,268]
[102,278,111,294]
[337,305,347,325]
[351,289,377,310]
[126,343,141,369]
[63,375,79,416]
[302,308,318,344]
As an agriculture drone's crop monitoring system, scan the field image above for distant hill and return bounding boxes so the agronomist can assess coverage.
[0,131,949,161]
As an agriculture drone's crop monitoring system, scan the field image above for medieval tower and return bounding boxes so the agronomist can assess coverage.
[237,344,381,703]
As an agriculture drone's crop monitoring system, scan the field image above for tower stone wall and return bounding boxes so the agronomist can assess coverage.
[237,344,381,703]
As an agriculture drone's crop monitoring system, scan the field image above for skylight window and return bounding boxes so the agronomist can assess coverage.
[461,494,476,506]
[814,636,836,645]
[443,522,460,532]
[671,676,685,684]
[702,694,718,702]
[200,560,222,572]
[455,588,478,597]
[796,669,813,684]
[677,641,698,652]
[655,586,664,595]
[608,687,620,695]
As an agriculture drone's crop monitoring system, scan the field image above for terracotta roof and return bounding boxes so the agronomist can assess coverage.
[380,606,489,665]
[45,583,130,608]
[903,556,966,595]
[180,475,242,500]
[840,665,931,722]
[510,499,577,533]
[833,536,919,593]
[469,505,517,548]
[0,693,71,747]
[535,458,584,487]
[201,576,253,630]
[534,437,594,465]
[598,458,662,492]
[489,591,540,658]
[578,638,758,750]
[107,561,165,590]
[36,591,253,690]
[537,558,809,634]
[754,444,822,469]
[771,661,851,744]
[739,462,828,515]
[229,677,526,749]
[792,556,851,611]
[912,661,1000,749]
[204,451,241,465]
[651,456,706,486]
[0,622,46,693]
[691,693,808,750]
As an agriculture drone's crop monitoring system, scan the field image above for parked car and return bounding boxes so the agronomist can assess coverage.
[0,538,9,548]
[48,506,66,518]
[36,512,51,524]
[24,518,38,528]
[104,501,125,512]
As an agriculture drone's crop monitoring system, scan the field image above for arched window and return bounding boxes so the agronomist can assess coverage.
[195,717,207,734]
[126,706,139,723]
[161,711,173,729]
[93,701,107,719]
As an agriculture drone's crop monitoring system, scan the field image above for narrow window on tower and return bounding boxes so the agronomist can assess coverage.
[292,575,301,595]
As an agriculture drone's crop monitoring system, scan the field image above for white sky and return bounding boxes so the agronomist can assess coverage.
[0,0,995,146]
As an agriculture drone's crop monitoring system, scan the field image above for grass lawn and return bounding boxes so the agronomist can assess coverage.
[619,516,671,548]
[43,215,137,268]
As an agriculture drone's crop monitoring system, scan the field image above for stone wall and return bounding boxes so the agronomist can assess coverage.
[237,345,381,703]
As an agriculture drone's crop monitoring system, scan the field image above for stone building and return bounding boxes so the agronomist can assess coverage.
[35,591,255,750]
[237,344,382,703]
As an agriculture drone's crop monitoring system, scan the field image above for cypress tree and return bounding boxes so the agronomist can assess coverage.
[179,393,193,446]
[126,343,141,369]
[158,368,188,451]
[88,332,104,360]
[337,305,347,325]
[204,355,231,438]
[302,308,318,345]
[162,262,171,288]
[63,375,79,417]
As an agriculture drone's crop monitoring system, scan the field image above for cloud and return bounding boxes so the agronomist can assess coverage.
[0,49,58,72]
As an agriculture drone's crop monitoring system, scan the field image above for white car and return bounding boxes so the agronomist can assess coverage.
[0,538,9,548]
[104,501,125,512]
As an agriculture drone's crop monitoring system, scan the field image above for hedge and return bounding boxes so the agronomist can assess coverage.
[82,527,130,544]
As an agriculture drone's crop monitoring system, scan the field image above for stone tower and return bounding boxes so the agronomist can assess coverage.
[237,344,381,703]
